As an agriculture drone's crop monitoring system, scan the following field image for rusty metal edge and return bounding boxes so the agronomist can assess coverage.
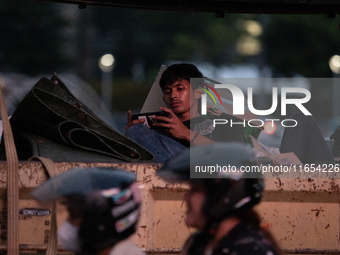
[32,0,340,14]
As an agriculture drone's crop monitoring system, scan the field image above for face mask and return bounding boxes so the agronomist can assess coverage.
[58,221,81,252]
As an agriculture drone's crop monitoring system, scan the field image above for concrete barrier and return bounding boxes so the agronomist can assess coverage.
[0,161,338,254]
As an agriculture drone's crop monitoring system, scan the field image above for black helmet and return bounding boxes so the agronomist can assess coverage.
[31,167,141,254]
[158,142,264,222]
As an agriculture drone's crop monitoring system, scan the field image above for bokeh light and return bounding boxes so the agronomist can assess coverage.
[263,121,277,135]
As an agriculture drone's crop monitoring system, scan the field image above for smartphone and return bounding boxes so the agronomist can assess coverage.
[131,111,170,129]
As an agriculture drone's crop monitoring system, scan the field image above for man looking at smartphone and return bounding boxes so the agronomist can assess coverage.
[125,63,245,162]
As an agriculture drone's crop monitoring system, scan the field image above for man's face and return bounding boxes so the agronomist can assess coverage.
[162,79,199,119]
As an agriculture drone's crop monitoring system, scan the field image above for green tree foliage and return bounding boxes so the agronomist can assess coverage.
[262,14,340,77]
[0,0,70,75]
[92,8,253,79]
[261,14,340,120]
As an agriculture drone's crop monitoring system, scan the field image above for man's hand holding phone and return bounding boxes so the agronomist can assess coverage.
[152,107,190,141]
[126,110,146,130]
[127,110,171,130]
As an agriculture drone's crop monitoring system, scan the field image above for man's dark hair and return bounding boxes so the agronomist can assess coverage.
[159,63,204,90]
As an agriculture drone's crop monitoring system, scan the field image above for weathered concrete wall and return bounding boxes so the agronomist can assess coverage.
[0,161,338,254]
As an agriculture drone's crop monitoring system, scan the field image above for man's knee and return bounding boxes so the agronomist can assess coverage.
[127,123,149,132]
[126,124,149,138]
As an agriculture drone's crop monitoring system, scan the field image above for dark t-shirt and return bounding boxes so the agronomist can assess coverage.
[184,221,279,255]
[182,113,246,146]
